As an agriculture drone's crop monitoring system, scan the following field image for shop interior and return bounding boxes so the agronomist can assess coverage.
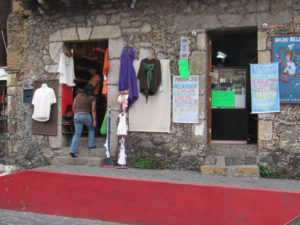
[62,39,108,137]
[210,30,258,143]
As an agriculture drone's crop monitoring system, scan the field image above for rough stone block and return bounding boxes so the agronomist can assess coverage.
[258,51,270,63]
[190,51,206,75]
[199,75,206,95]
[218,14,242,27]
[245,156,257,165]
[257,11,292,26]
[7,73,17,86]
[107,59,120,85]
[232,166,259,177]
[95,14,107,25]
[198,95,206,119]
[139,48,154,60]
[77,27,92,40]
[108,38,125,59]
[49,30,62,42]
[258,31,267,51]
[61,27,79,41]
[259,121,273,140]
[197,32,206,51]
[140,23,152,33]
[44,64,58,74]
[225,156,243,166]
[91,25,121,39]
[201,165,227,176]
[107,85,120,111]
[49,42,63,64]
[239,14,256,27]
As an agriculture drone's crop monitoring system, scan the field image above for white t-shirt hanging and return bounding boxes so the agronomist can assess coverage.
[32,84,57,122]
[58,53,75,86]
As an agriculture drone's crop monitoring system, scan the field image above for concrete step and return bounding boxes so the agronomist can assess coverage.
[204,155,257,166]
[58,147,106,158]
[65,137,106,148]
[200,165,260,177]
[52,156,106,167]
[207,144,258,156]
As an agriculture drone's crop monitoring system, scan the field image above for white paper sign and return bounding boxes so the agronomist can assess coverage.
[180,36,189,59]
[173,75,199,123]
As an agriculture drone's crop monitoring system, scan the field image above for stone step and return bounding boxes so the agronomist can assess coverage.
[207,144,258,156]
[65,137,106,148]
[200,165,260,177]
[52,156,106,167]
[58,147,106,158]
[204,155,257,166]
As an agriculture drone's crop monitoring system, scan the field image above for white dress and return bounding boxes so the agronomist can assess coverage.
[58,53,76,87]
[117,113,127,136]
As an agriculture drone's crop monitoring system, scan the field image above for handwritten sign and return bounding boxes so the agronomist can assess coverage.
[212,90,235,107]
[179,59,189,78]
[173,75,199,123]
[250,63,280,113]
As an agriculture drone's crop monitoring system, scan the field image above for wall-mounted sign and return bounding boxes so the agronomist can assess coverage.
[272,35,300,103]
[0,68,7,80]
[212,90,235,107]
[173,75,199,123]
[179,59,189,78]
[250,63,280,113]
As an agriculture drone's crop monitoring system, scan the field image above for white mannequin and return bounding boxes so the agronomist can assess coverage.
[41,83,48,88]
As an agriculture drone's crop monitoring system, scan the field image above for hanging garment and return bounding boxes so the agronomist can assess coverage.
[58,53,76,87]
[102,48,110,76]
[61,84,74,116]
[89,74,101,95]
[100,108,108,135]
[102,49,109,95]
[137,58,161,102]
[117,113,127,136]
[117,137,126,165]
[118,47,139,108]
[32,84,57,122]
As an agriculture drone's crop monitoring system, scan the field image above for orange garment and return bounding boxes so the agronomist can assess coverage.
[89,74,101,95]
[102,49,109,75]
[102,79,107,95]
[102,49,109,95]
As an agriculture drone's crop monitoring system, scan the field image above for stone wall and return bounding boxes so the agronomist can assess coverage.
[5,0,300,171]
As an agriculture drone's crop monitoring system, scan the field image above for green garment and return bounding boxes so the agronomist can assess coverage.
[144,63,155,90]
[100,108,108,135]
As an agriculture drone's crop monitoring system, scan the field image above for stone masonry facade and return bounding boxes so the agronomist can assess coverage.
[3,0,300,173]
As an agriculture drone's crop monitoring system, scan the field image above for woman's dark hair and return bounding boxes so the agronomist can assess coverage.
[83,84,94,96]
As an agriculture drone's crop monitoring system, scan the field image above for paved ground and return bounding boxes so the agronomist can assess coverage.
[37,165,300,191]
[0,209,128,225]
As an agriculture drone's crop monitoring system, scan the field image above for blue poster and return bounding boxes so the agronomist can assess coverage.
[250,63,280,113]
[272,36,300,103]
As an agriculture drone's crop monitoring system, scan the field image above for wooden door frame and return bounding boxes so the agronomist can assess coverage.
[206,28,257,144]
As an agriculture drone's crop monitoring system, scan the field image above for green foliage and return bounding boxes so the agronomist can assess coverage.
[258,163,280,178]
[133,157,163,170]
[258,163,300,180]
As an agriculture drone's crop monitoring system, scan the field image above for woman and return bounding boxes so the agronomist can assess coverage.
[69,84,96,158]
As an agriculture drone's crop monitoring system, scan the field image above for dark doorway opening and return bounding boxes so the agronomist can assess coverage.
[62,39,108,137]
[208,30,258,144]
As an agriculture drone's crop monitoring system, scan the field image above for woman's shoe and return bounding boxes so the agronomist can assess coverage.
[69,153,78,158]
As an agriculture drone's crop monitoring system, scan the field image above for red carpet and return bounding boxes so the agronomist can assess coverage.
[0,169,299,225]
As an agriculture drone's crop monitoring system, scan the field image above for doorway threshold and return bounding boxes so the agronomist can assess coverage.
[211,140,247,144]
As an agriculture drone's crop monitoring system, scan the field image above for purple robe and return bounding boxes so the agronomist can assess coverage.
[118,47,139,108]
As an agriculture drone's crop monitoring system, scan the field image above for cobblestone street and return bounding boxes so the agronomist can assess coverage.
[0,209,129,225]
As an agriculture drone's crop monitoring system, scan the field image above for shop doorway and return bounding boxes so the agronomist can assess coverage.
[207,30,258,144]
[62,40,108,137]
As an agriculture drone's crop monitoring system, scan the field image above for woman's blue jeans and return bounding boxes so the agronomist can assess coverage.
[70,113,95,154]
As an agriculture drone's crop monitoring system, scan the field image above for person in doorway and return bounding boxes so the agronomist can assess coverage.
[69,84,96,158]
[88,66,102,136]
